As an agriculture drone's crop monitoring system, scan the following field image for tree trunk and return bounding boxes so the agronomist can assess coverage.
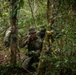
[33,0,37,26]
[37,0,51,75]
[28,0,37,27]
[47,0,51,25]
[37,0,60,75]
[10,0,18,66]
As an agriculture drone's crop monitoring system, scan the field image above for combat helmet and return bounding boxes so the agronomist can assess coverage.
[29,27,36,34]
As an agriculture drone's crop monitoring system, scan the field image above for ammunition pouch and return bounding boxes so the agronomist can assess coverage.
[27,50,40,57]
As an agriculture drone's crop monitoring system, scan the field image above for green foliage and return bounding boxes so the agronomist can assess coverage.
[19,0,24,9]
[0,1,10,41]
[0,63,26,75]
[0,0,76,75]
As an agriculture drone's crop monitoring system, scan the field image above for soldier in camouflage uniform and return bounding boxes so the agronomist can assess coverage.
[38,26,46,40]
[20,27,42,71]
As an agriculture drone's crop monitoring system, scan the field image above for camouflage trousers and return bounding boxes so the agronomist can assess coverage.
[22,55,31,70]
[22,54,39,70]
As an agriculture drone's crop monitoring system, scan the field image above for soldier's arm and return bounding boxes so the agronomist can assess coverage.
[19,35,30,48]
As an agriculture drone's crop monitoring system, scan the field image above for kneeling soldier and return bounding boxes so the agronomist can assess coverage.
[20,27,42,71]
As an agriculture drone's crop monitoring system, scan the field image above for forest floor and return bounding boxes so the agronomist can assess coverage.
[0,50,10,66]
[0,50,25,66]
[0,50,33,75]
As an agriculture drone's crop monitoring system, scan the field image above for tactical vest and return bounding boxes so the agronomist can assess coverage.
[27,36,42,51]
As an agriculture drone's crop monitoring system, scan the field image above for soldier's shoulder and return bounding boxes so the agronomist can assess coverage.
[36,35,42,42]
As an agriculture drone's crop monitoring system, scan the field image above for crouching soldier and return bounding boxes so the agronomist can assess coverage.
[20,27,42,71]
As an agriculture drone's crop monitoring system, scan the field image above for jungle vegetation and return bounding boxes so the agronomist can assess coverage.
[0,0,76,75]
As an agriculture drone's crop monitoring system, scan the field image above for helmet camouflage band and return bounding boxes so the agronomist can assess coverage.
[29,27,36,34]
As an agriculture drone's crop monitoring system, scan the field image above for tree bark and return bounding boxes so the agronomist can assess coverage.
[37,0,60,75]
[10,0,18,66]
[28,0,37,27]
[47,0,51,25]
[37,0,51,75]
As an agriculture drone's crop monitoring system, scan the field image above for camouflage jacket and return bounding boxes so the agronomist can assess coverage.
[20,36,42,52]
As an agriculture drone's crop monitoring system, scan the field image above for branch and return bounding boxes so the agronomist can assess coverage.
[28,0,37,27]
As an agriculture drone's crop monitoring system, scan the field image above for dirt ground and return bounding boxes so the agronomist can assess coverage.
[0,50,9,66]
[0,50,25,66]
[0,50,33,75]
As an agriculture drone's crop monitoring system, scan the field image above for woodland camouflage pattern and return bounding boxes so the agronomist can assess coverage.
[21,28,43,70]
